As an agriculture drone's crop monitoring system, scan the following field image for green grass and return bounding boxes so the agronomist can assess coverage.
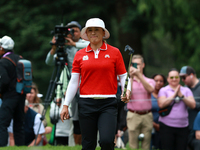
[0,145,144,150]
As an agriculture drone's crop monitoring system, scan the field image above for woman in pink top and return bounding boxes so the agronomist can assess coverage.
[158,68,195,150]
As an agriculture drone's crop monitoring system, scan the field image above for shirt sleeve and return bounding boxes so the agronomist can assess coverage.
[45,51,56,66]
[63,73,80,106]
[116,50,126,75]
[149,78,156,89]
[158,87,166,98]
[118,73,129,92]
[34,114,45,135]
[193,112,200,130]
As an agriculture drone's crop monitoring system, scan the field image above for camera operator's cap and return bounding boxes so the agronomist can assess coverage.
[0,35,14,50]
[179,66,196,76]
[66,21,82,30]
[81,18,110,41]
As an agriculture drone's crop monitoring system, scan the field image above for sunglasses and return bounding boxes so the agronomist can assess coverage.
[169,76,179,79]
[181,76,188,80]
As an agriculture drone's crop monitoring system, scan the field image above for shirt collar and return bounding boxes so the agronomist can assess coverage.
[3,51,13,57]
[85,41,107,52]
[166,85,182,91]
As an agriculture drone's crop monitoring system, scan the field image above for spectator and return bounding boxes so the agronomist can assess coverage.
[192,111,200,150]
[24,100,45,146]
[7,100,45,147]
[26,84,52,145]
[26,84,52,133]
[127,54,155,150]
[46,21,89,145]
[151,74,166,150]
[60,18,130,150]
[0,35,26,146]
[179,66,200,149]
[26,84,46,125]
[158,68,196,150]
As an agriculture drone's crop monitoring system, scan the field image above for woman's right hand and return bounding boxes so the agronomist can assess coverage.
[60,105,70,122]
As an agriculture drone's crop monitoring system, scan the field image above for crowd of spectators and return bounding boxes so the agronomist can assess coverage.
[1,19,200,150]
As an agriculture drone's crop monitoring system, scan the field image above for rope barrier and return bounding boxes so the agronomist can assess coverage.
[27,95,200,105]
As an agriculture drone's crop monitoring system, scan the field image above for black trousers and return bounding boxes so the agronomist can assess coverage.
[188,129,200,150]
[73,120,81,134]
[0,95,25,146]
[78,98,117,150]
[151,130,162,150]
[159,122,189,150]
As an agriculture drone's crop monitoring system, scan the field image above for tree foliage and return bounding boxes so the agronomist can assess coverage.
[0,0,200,96]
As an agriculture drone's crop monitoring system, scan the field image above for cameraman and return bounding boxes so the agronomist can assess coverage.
[45,21,89,145]
[45,21,89,72]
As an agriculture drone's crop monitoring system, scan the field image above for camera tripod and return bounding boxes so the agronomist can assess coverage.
[34,46,68,146]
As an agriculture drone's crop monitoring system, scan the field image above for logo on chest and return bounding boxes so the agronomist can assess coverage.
[83,55,89,61]
[105,54,110,58]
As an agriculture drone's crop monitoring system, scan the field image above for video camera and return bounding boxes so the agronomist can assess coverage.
[51,25,74,47]
[50,24,75,65]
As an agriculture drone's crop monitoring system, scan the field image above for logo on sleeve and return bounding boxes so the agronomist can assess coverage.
[83,55,89,61]
[105,54,110,58]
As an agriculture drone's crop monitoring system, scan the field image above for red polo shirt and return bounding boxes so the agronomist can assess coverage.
[72,42,126,98]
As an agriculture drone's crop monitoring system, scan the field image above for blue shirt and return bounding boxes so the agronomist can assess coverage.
[193,111,200,131]
[151,94,160,123]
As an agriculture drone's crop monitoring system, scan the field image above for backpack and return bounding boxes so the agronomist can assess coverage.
[3,55,32,94]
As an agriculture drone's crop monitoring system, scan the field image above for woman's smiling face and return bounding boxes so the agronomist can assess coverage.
[86,27,105,44]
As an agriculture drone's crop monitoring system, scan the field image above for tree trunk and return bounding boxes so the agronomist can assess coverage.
[115,0,143,68]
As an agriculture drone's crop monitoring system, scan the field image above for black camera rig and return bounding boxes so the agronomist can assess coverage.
[35,24,75,145]
[52,25,74,46]
[50,24,74,66]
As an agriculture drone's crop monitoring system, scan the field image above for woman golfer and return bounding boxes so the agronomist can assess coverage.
[60,18,130,150]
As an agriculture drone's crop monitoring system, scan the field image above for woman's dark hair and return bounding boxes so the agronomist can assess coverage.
[151,74,167,85]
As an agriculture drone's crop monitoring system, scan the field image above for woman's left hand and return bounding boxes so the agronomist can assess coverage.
[121,90,131,103]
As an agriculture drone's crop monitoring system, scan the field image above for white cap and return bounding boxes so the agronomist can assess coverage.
[0,35,14,50]
[81,18,110,41]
